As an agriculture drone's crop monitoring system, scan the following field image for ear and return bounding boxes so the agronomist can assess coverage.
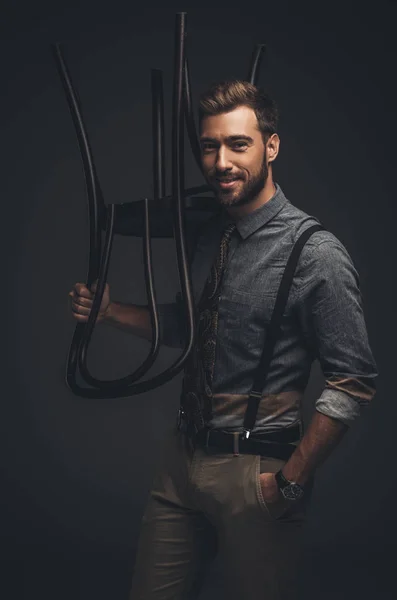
[266,133,280,163]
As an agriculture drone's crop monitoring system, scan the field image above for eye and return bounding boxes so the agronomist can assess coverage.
[232,142,248,151]
[201,143,216,153]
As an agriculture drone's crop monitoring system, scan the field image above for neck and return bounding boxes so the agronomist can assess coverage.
[226,174,276,220]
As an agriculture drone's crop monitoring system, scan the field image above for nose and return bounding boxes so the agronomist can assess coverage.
[215,146,233,172]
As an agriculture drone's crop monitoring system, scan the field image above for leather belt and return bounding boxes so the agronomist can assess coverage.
[192,424,300,460]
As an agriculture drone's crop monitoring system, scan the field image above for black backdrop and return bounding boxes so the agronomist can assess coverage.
[1,1,396,598]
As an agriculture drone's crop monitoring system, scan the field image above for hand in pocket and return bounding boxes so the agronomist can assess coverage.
[259,472,282,505]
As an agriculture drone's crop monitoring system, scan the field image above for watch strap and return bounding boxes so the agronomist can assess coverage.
[275,469,305,498]
[275,469,290,490]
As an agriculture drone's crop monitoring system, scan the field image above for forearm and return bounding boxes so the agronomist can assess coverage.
[281,410,348,486]
[102,301,152,341]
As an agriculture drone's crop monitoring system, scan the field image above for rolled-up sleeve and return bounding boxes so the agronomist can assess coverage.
[296,233,378,426]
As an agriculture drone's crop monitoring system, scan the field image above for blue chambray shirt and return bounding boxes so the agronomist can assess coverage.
[158,184,378,432]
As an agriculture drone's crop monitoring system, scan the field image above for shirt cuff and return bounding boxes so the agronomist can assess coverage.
[315,388,362,426]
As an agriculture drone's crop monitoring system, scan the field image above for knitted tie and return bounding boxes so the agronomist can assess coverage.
[181,221,237,431]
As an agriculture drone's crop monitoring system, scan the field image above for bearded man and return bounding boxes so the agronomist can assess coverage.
[69,80,378,600]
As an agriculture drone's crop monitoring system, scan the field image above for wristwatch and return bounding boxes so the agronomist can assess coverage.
[275,469,304,501]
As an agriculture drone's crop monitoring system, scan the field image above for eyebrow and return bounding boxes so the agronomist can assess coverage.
[199,135,254,144]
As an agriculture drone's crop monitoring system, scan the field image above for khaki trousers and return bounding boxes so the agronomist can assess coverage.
[129,425,314,600]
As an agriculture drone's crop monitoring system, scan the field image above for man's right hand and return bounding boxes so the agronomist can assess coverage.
[68,280,111,323]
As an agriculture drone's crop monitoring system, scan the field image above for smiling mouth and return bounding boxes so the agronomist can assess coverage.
[216,178,241,190]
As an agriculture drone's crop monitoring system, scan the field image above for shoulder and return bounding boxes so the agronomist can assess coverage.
[294,228,360,298]
[278,203,360,290]
[300,228,356,274]
[279,200,354,268]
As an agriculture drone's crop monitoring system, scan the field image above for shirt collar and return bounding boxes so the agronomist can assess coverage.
[220,183,289,240]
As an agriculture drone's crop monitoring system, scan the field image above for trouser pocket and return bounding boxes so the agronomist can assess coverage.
[255,455,310,521]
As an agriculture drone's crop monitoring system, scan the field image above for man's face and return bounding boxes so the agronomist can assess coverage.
[200,106,268,208]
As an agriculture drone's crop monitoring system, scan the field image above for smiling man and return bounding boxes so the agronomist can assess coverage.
[200,103,278,216]
[127,80,378,599]
[69,80,378,600]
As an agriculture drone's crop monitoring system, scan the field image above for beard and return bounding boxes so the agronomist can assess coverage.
[207,156,269,208]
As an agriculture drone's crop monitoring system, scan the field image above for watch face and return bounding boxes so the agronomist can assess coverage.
[283,483,304,501]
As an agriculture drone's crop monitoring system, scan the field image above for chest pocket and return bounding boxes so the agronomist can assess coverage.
[217,285,275,360]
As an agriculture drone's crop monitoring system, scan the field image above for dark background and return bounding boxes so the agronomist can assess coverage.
[1,1,396,598]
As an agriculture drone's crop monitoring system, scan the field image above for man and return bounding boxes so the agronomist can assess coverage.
[69,81,377,599]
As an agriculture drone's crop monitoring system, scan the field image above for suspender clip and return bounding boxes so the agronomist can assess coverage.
[242,428,251,440]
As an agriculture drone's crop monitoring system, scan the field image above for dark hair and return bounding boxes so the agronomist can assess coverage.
[199,80,279,144]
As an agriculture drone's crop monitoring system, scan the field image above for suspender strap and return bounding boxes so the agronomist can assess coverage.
[242,224,326,438]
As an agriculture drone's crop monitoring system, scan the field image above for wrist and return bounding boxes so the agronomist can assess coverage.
[100,302,113,323]
[275,469,305,501]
